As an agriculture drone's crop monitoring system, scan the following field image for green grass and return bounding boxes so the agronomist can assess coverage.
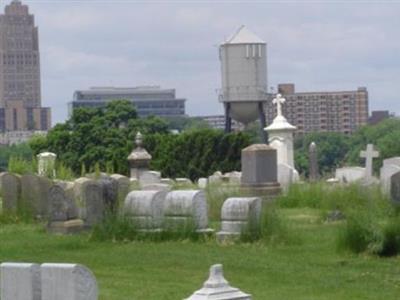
[1,208,400,299]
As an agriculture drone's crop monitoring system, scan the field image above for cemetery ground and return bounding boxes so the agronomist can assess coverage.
[1,183,400,299]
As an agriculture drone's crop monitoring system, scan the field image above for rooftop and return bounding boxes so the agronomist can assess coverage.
[223,25,265,45]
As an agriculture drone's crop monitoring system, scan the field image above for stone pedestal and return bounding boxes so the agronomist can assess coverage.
[240,144,281,201]
[127,132,152,179]
[185,264,252,300]
[37,152,57,178]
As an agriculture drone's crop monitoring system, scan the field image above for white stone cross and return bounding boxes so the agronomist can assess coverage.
[272,93,286,117]
[360,144,379,178]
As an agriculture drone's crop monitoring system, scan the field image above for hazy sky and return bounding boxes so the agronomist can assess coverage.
[2,0,400,124]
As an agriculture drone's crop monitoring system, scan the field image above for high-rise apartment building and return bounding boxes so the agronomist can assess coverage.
[0,0,51,138]
[265,84,369,135]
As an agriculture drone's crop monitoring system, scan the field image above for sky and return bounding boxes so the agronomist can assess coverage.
[1,0,400,125]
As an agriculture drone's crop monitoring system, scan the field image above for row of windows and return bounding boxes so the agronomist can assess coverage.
[2,53,38,65]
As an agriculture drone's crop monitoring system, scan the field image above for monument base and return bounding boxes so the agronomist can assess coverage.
[48,219,84,234]
[240,182,281,202]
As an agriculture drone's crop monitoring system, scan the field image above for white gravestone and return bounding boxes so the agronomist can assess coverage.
[198,178,208,189]
[335,167,366,183]
[380,164,400,195]
[265,94,297,172]
[1,263,41,300]
[360,144,379,179]
[41,263,98,300]
[124,190,167,230]
[139,171,162,187]
[37,152,57,178]
[217,197,262,242]
[185,264,252,300]
[163,190,211,232]
[278,163,299,192]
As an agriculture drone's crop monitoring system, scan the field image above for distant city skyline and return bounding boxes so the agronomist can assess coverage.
[1,0,399,124]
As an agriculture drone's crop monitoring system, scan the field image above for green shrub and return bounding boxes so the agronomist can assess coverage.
[7,156,35,175]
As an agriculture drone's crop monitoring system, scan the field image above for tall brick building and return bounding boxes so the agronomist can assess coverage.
[0,0,50,137]
[265,84,369,135]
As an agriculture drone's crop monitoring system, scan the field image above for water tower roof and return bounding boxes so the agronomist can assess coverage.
[224,25,265,45]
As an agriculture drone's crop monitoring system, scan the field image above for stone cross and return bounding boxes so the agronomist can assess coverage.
[360,144,379,178]
[272,93,286,117]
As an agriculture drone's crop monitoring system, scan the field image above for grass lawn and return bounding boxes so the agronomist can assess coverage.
[1,208,399,299]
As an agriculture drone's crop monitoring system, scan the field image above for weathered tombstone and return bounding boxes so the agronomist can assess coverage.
[197,178,208,189]
[0,263,41,300]
[217,197,262,242]
[309,141,319,181]
[139,171,162,187]
[383,157,400,167]
[240,144,281,200]
[47,185,83,234]
[142,183,172,192]
[208,171,223,185]
[163,190,211,232]
[278,163,298,192]
[41,263,98,300]
[20,174,52,218]
[124,190,167,230]
[37,152,57,178]
[380,164,400,195]
[161,178,174,185]
[99,176,118,213]
[335,167,365,183]
[175,178,193,185]
[225,171,242,185]
[110,174,131,204]
[127,132,152,179]
[83,181,104,227]
[185,264,252,300]
[390,171,400,203]
[360,144,379,179]
[0,172,20,213]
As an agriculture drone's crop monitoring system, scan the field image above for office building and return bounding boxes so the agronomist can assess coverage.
[0,0,51,141]
[199,115,244,131]
[69,86,186,118]
[265,84,369,135]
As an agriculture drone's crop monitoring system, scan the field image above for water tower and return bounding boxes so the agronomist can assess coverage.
[219,25,268,142]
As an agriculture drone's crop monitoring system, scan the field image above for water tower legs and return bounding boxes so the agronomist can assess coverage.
[224,103,232,133]
[258,102,268,144]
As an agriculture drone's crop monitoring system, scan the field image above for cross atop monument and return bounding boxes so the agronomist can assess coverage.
[360,144,379,178]
[272,93,286,117]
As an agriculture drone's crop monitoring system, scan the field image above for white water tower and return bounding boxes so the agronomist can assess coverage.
[219,25,268,140]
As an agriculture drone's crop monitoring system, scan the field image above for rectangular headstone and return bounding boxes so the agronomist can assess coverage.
[380,164,400,195]
[390,171,400,203]
[20,174,52,218]
[41,263,98,300]
[0,172,20,213]
[0,262,41,300]
[335,167,365,183]
[110,174,131,204]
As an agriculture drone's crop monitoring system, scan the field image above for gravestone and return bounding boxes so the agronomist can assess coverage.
[240,144,280,200]
[175,178,193,185]
[83,181,104,227]
[208,171,223,185]
[0,263,41,300]
[20,174,52,219]
[380,164,400,195]
[278,163,298,192]
[160,178,174,185]
[309,142,319,181]
[390,171,400,203]
[37,152,57,178]
[163,190,211,232]
[335,167,365,183]
[0,172,21,213]
[128,132,152,179]
[41,263,98,300]
[185,264,252,300]
[99,176,118,213]
[139,171,162,187]
[217,197,262,242]
[383,157,400,167]
[110,174,131,204]
[360,144,379,179]
[124,190,167,229]
[198,178,208,189]
[142,183,172,192]
[47,185,83,234]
